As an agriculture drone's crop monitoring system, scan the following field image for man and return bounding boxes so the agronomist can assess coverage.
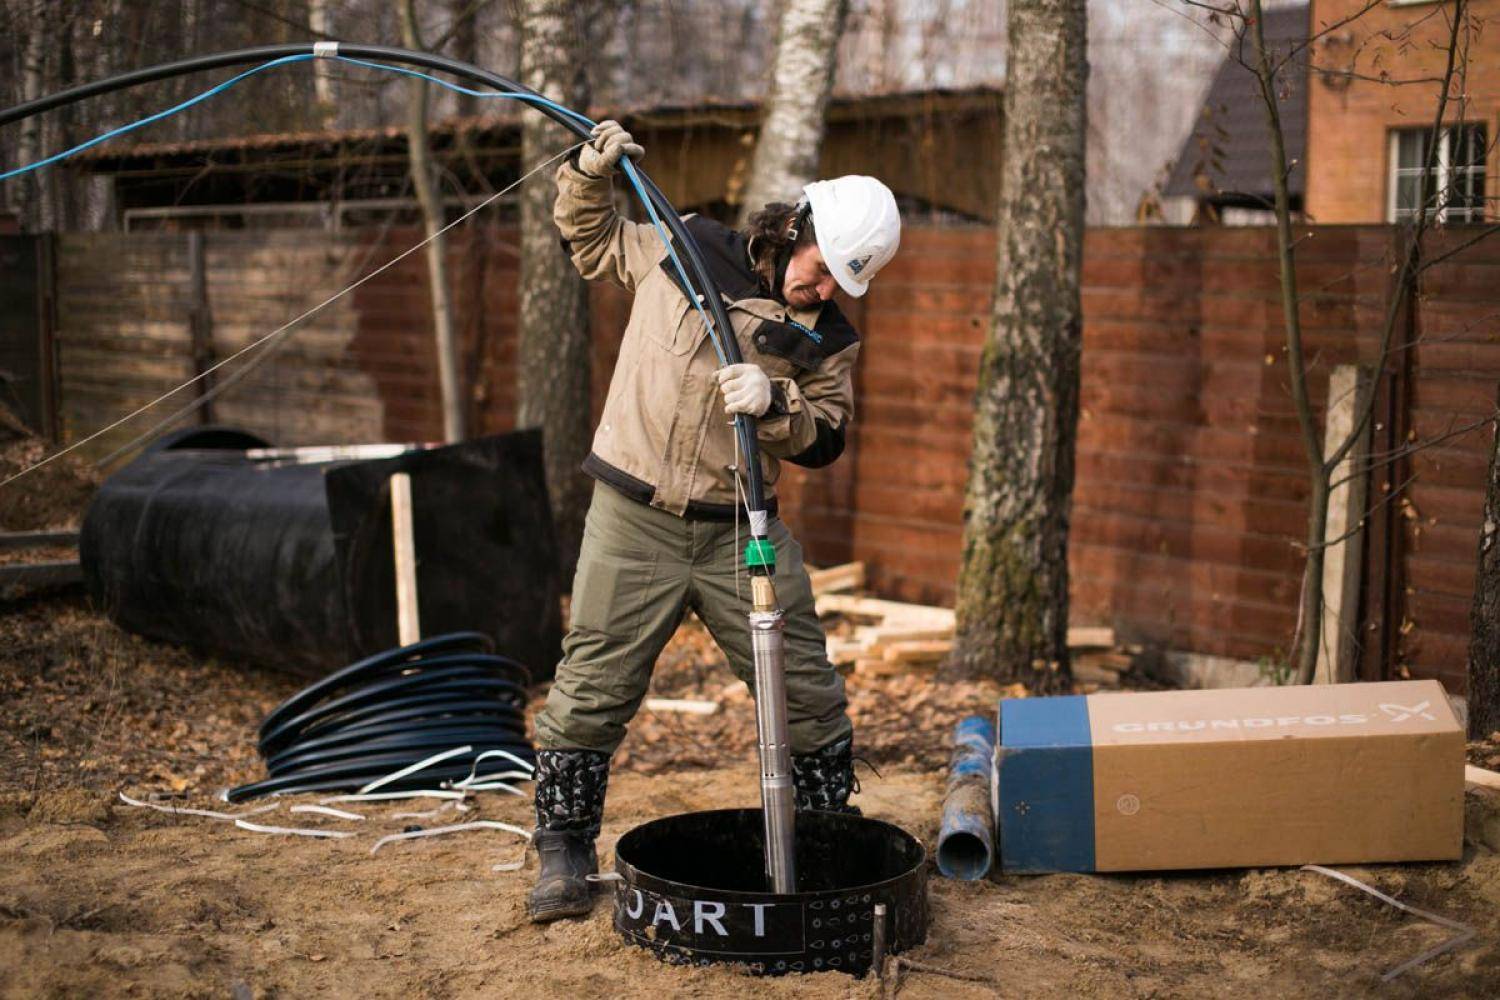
[529,120,901,922]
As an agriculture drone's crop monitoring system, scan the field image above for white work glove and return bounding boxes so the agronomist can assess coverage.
[578,120,643,178]
[716,364,774,418]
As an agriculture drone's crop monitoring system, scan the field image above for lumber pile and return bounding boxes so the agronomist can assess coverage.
[809,562,1118,676]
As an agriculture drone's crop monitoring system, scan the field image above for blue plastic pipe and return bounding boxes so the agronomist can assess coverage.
[936,715,997,880]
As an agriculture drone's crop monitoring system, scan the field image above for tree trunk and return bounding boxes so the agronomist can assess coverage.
[1470,400,1500,739]
[948,0,1087,691]
[309,0,335,130]
[16,15,51,233]
[736,0,850,224]
[518,0,593,576]
[449,0,480,119]
[397,0,466,444]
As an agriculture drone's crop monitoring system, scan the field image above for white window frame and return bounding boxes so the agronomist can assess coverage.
[1386,123,1488,224]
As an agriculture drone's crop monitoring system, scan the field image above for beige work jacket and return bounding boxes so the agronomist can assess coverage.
[554,160,861,519]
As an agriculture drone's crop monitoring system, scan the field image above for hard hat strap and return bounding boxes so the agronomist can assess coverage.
[772,200,813,300]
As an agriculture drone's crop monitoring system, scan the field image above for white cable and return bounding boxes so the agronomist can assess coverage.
[289,804,365,821]
[318,790,466,804]
[391,801,467,820]
[370,820,531,855]
[1,141,584,489]
[235,818,356,839]
[457,782,526,797]
[1301,865,1478,980]
[452,749,534,789]
[357,745,474,795]
[455,769,531,787]
[119,792,280,821]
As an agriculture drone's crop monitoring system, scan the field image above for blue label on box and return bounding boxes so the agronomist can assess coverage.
[997,695,1096,873]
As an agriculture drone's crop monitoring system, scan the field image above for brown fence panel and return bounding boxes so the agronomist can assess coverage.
[51,222,1499,693]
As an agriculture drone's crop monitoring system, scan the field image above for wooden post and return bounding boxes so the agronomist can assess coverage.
[187,231,216,424]
[1315,365,1373,684]
[391,472,421,647]
[1358,229,1417,682]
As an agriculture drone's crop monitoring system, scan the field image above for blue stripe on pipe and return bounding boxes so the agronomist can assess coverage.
[996,695,1095,873]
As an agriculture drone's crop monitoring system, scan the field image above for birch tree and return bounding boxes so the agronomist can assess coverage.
[517,0,593,574]
[948,0,1088,692]
[308,0,335,129]
[736,0,850,224]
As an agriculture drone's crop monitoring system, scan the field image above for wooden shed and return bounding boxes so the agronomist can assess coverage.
[69,87,1002,230]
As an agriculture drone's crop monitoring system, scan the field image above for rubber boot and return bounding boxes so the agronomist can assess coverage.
[527,748,610,923]
[792,735,861,815]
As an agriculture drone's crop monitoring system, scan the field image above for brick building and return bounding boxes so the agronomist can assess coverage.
[1305,0,1498,223]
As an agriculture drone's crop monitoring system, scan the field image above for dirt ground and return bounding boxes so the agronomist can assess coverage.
[3,414,1500,998]
[4,591,1500,999]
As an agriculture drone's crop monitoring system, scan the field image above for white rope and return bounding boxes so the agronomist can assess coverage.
[452,749,534,788]
[391,800,469,820]
[456,781,526,797]
[119,792,279,821]
[289,804,366,821]
[357,744,473,794]
[455,770,531,787]
[234,818,356,839]
[318,790,466,804]
[1301,865,1478,980]
[370,820,531,855]
[1,141,585,489]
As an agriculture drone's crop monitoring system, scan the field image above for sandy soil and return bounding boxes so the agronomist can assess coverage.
[4,592,1500,998]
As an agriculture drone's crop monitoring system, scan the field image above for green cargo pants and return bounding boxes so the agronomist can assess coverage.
[535,481,852,755]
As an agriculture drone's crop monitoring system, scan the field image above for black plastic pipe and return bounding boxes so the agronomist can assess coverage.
[0,43,769,521]
[227,630,534,802]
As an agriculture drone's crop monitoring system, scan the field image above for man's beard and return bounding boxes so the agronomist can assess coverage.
[787,286,819,308]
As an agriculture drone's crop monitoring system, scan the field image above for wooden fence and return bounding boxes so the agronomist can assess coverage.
[47,223,1500,694]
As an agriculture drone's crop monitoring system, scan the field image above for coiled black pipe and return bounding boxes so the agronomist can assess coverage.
[227,630,534,802]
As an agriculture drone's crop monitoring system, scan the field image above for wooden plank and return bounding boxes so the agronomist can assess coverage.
[855,624,955,646]
[1066,625,1116,649]
[881,639,951,664]
[816,593,955,626]
[808,561,865,596]
[643,698,720,716]
[0,530,78,551]
[1073,651,1134,673]
[1466,766,1500,793]
[826,638,866,665]
[0,561,83,594]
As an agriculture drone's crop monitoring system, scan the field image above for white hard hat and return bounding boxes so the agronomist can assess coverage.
[801,176,901,298]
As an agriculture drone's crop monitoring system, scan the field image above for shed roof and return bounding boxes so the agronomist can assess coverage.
[72,86,1000,168]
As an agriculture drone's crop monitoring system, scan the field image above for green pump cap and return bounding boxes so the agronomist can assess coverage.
[744,538,776,574]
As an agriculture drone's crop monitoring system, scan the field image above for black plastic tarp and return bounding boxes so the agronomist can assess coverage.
[81,428,562,680]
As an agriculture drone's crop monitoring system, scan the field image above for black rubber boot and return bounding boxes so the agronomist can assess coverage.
[527,748,610,923]
[792,735,861,815]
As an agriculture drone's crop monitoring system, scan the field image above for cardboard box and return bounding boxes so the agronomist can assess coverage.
[993,680,1464,873]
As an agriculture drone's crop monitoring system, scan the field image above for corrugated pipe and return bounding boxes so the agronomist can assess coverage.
[936,715,996,880]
